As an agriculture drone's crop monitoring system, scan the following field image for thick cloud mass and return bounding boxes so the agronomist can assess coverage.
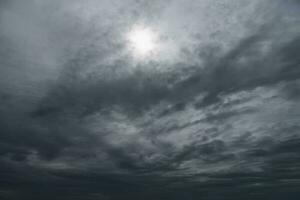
[0,0,300,199]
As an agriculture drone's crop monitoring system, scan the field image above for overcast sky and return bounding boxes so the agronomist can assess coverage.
[0,0,300,199]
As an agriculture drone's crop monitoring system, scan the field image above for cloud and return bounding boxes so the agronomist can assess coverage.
[0,0,299,199]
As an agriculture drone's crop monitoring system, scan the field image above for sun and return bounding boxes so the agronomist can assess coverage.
[127,26,157,57]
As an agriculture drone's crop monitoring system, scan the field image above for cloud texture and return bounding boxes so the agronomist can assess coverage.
[0,0,300,199]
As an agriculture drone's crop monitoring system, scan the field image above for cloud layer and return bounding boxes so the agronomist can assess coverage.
[0,0,300,199]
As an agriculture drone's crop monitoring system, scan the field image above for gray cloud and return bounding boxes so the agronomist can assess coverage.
[0,0,300,199]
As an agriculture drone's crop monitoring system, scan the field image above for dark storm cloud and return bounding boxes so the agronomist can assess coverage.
[0,0,300,199]
[281,80,300,100]
[32,28,300,118]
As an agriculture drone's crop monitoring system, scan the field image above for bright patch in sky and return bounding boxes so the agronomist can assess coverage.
[127,26,157,57]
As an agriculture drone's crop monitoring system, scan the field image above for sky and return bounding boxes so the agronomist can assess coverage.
[0,0,300,199]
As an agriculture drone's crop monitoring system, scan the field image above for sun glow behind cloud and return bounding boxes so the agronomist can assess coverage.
[127,26,158,58]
